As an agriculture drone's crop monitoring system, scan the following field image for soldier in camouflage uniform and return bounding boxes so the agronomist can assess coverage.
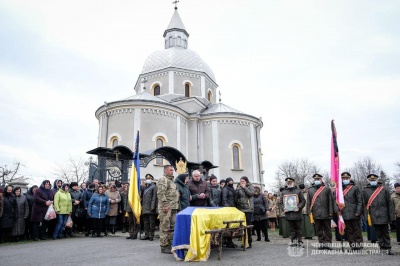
[157,165,179,254]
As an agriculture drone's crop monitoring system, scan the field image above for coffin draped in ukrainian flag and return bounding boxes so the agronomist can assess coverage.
[172,207,246,261]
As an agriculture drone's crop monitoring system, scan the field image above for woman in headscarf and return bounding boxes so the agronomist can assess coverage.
[104,184,121,235]
[24,185,38,240]
[235,176,255,248]
[52,183,72,239]
[31,180,54,241]
[174,173,191,212]
[10,187,29,241]
[1,185,17,243]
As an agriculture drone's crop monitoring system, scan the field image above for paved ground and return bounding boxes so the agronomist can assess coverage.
[0,231,399,265]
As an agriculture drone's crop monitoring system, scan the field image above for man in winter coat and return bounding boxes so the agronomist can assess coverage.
[363,174,395,255]
[307,174,335,250]
[340,172,363,250]
[140,174,158,241]
[187,170,210,206]
[391,182,400,245]
[281,177,305,247]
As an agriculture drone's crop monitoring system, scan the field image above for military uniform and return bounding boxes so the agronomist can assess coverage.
[281,178,306,245]
[362,174,395,254]
[300,187,315,239]
[391,183,400,243]
[341,172,363,250]
[307,174,334,249]
[157,173,179,253]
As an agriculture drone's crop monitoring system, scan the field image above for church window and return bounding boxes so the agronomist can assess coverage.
[232,144,241,170]
[155,137,165,165]
[169,36,173,47]
[110,137,119,148]
[208,90,213,103]
[185,83,190,97]
[177,36,181,47]
[154,85,160,96]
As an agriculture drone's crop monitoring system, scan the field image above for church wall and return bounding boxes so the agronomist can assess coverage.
[106,111,135,148]
[186,119,199,162]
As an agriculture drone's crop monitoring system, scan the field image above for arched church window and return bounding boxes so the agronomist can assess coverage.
[155,137,165,165]
[154,85,160,96]
[177,36,181,47]
[185,83,190,97]
[208,90,213,103]
[110,137,119,148]
[169,36,173,47]
[232,144,241,170]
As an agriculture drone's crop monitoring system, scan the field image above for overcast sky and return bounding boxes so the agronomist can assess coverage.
[1,0,399,189]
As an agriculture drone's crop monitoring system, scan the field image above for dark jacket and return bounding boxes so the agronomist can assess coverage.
[31,186,54,223]
[235,183,255,213]
[187,178,210,207]
[222,185,236,207]
[363,184,395,225]
[253,193,269,221]
[174,178,191,211]
[83,188,96,209]
[120,189,132,213]
[24,187,37,219]
[209,184,221,207]
[141,183,157,214]
[307,183,333,220]
[1,192,17,229]
[69,189,83,213]
[342,180,363,220]
[280,186,305,220]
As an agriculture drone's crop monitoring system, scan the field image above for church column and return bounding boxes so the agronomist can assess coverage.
[98,114,103,147]
[133,108,141,141]
[169,71,174,94]
[250,123,258,183]
[201,76,205,98]
[211,120,220,177]
[176,115,181,150]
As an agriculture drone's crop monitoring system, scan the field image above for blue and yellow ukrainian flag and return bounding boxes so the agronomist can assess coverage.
[128,131,142,224]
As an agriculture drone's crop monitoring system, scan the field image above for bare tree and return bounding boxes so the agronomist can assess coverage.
[52,156,89,184]
[273,158,321,190]
[393,162,400,184]
[0,161,27,187]
[349,157,384,189]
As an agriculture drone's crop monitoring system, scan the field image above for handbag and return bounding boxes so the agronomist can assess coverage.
[65,216,73,228]
[75,208,87,218]
[44,204,57,220]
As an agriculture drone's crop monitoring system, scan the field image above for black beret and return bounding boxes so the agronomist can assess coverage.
[285,177,295,182]
[312,173,323,179]
[341,172,351,178]
[367,174,379,179]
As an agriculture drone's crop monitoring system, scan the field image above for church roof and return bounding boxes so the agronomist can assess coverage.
[164,10,188,36]
[141,47,216,82]
[201,102,244,115]
[122,92,167,102]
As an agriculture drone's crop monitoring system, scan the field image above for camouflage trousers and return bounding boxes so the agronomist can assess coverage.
[159,209,177,248]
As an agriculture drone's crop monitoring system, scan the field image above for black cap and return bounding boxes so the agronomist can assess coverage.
[312,173,323,179]
[341,172,351,178]
[225,177,234,183]
[145,174,154,180]
[285,177,295,182]
[367,174,379,180]
[298,184,305,189]
[70,182,79,188]
[394,182,400,188]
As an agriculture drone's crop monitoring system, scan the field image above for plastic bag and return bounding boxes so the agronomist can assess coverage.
[331,219,337,228]
[65,216,73,228]
[44,204,57,220]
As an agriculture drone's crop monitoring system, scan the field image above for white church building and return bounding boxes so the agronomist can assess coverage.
[93,8,264,185]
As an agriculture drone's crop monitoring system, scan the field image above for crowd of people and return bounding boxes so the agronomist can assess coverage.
[1,167,399,257]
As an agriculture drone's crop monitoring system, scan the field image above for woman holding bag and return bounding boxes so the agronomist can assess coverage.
[31,180,54,241]
[52,183,72,239]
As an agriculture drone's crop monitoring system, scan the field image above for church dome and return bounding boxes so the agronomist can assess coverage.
[141,47,216,82]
